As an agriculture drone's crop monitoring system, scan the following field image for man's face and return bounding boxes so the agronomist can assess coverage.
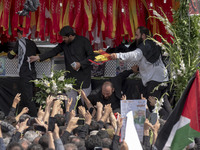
[62,36,72,44]
[102,85,113,100]
[138,110,144,117]
[17,32,23,39]
[135,29,143,46]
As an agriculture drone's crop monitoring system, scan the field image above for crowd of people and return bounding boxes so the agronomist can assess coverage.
[1,25,198,150]
[0,90,164,150]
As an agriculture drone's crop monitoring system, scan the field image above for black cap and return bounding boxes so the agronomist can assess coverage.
[60,26,75,36]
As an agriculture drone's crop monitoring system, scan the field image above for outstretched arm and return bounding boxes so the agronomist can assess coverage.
[30,43,64,63]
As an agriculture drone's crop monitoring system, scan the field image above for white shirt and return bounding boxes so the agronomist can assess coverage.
[116,48,168,86]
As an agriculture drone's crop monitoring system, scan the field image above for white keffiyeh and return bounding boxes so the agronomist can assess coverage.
[17,38,31,72]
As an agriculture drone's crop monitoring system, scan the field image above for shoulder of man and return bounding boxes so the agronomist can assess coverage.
[76,35,90,42]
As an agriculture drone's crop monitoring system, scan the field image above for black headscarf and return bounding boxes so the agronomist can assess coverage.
[138,40,161,64]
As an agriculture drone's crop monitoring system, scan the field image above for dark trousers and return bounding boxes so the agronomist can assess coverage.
[18,77,37,117]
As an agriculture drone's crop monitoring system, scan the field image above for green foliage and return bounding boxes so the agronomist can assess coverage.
[148,0,200,102]
[31,70,76,107]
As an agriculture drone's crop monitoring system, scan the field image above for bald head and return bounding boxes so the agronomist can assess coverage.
[102,81,114,99]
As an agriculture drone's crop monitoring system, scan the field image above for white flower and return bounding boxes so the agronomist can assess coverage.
[172,71,177,79]
[164,25,173,36]
[177,69,183,76]
[46,89,51,93]
[64,84,73,91]
[160,83,168,87]
[154,86,159,91]
[161,46,166,50]
[76,95,81,101]
[50,72,54,78]
[58,76,65,81]
[153,10,161,18]
[43,80,50,87]
[156,41,163,47]
[52,81,57,91]
[52,85,57,91]
[180,60,186,73]
[177,45,182,52]
[163,51,169,56]
[153,98,164,118]
[34,79,40,84]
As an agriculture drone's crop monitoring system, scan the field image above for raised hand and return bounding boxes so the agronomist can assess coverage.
[104,104,112,115]
[66,117,79,133]
[96,102,103,109]
[12,93,21,108]
[66,97,73,112]
[78,106,86,118]
[80,90,87,99]
[148,96,157,106]
[18,118,29,133]
[85,110,92,125]
[116,116,123,136]
[141,94,146,100]
[35,118,48,131]
[51,99,61,117]
[110,112,117,130]
[121,95,127,100]
[69,110,76,121]
[120,140,129,150]
[46,95,54,108]
[21,107,29,114]
[37,106,45,121]
[117,117,123,129]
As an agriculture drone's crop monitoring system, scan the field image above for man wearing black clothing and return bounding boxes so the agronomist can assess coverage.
[30,26,94,110]
[88,70,133,112]
[7,28,40,116]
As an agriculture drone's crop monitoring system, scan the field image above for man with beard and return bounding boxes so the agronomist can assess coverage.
[29,26,94,111]
[111,26,169,112]
[86,69,133,113]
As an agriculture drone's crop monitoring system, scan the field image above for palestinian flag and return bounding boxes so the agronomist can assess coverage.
[155,70,200,150]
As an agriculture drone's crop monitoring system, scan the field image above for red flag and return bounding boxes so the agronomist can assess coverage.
[106,0,117,38]
[136,0,147,27]
[1,0,11,36]
[37,0,46,40]
[73,0,83,35]
[11,0,22,37]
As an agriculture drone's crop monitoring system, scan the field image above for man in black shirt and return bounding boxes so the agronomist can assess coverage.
[30,26,94,111]
[8,28,40,116]
[88,70,133,112]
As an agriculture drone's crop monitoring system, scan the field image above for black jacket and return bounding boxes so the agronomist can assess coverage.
[88,70,133,111]
[7,39,40,79]
[39,35,94,89]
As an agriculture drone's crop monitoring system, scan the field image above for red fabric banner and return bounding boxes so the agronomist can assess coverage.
[1,0,11,36]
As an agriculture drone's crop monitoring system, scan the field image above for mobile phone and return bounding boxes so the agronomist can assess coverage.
[48,117,56,131]
[94,147,102,150]
[34,125,46,132]
[71,62,76,68]
[89,107,94,114]
[77,118,85,126]
[149,113,157,125]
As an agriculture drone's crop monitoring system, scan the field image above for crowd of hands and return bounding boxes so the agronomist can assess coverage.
[0,90,161,150]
